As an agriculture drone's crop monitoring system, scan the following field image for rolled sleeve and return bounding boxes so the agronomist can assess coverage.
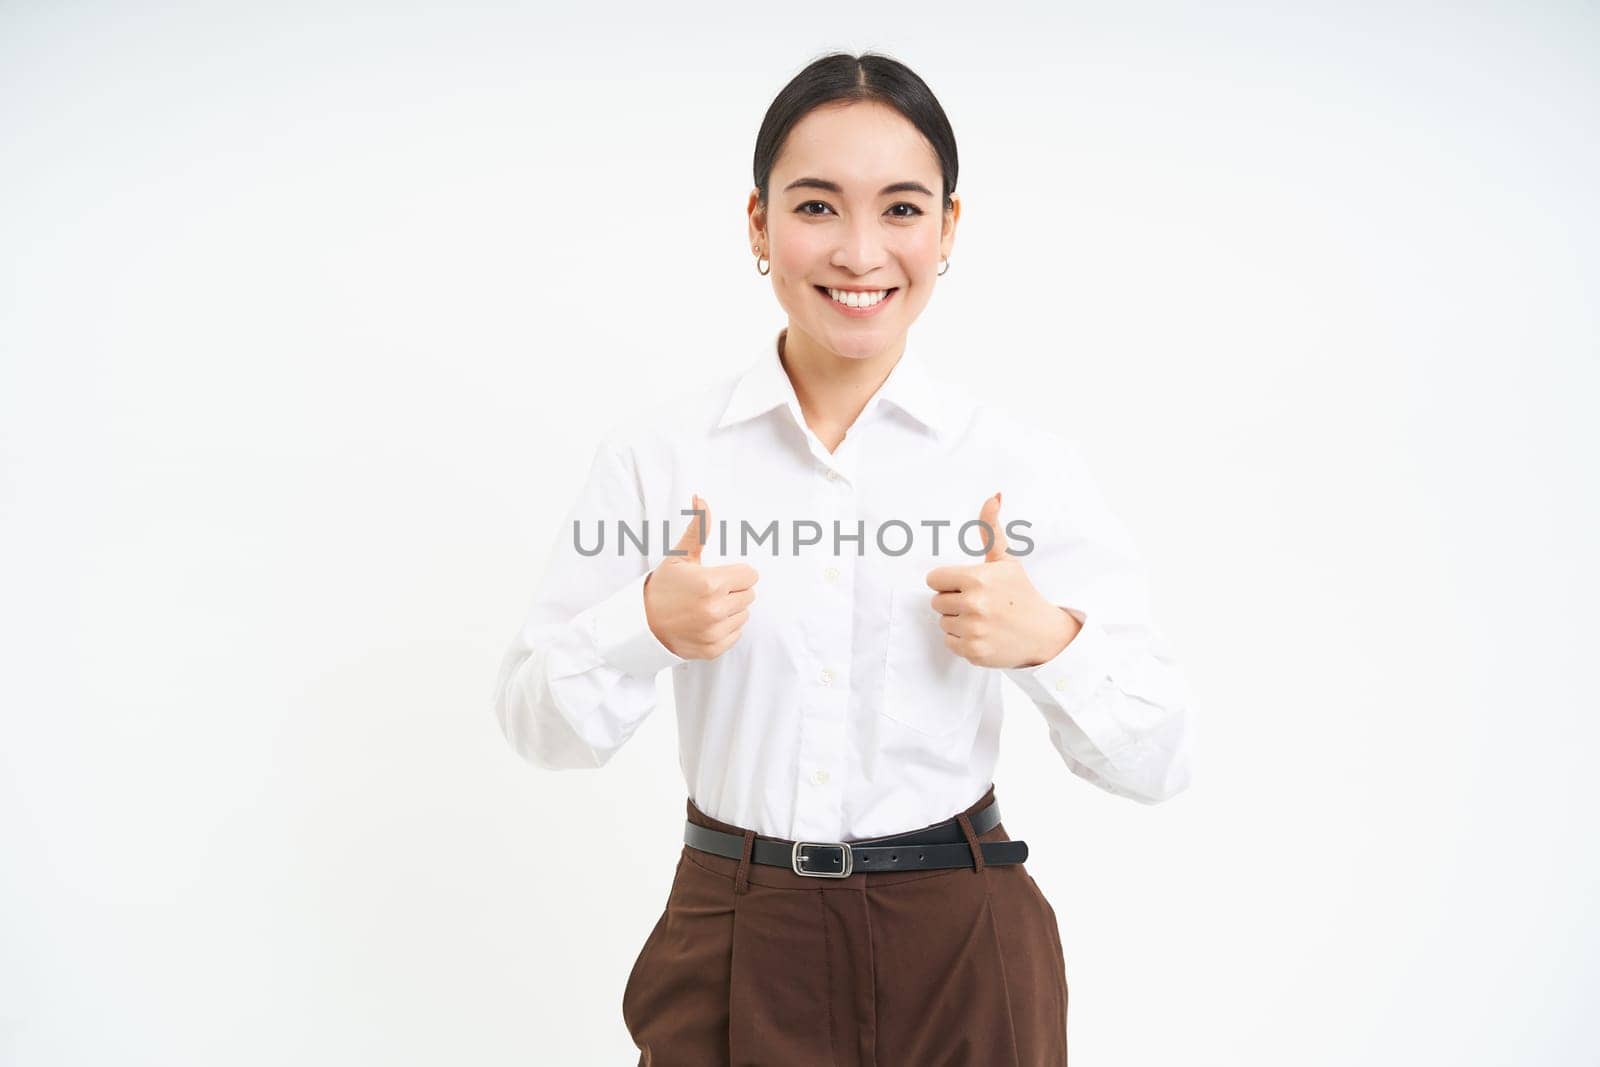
[587,569,687,679]
[997,429,1193,802]
[492,433,684,770]
[1002,610,1135,758]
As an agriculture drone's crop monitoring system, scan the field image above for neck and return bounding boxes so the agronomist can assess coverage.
[778,326,904,443]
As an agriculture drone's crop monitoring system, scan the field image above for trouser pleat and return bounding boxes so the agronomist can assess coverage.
[623,783,1069,1066]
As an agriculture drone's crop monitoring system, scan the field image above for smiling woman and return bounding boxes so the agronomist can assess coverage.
[748,68,959,366]
[493,48,1193,1067]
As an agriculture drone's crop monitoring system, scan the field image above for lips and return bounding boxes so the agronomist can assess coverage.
[815,285,898,317]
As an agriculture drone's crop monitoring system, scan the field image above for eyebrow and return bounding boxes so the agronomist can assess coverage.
[782,177,936,198]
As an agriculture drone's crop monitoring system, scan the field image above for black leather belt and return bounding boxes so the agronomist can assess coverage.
[683,798,1029,878]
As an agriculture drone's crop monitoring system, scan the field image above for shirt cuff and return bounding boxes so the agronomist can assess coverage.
[1002,609,1134,754]
[586,570,687,679]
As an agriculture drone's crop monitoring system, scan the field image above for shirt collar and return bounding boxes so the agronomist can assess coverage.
[715,328,946,440]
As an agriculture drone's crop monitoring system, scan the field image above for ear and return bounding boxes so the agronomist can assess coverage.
[941,192,961,251]
[747,189,765,241]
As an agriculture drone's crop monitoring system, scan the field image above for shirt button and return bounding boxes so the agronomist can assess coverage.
[1054,678,1069,692]
[825,468,841,481]
[820,668,835,686]
[811,769,830,785]
[823,566,840,582]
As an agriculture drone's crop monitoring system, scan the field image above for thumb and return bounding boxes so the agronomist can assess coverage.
[978,491,1007,561]
[670,494,709,563]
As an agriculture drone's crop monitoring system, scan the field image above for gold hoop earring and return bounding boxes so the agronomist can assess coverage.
[755,248,770,276]
[938,257,950,276]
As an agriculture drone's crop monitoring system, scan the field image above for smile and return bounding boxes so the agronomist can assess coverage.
[815,286,898,317]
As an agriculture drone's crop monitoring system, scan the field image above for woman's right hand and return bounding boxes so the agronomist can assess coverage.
[644,494,759,660]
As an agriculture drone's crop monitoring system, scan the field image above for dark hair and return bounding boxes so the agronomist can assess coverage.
[753,51,958,215]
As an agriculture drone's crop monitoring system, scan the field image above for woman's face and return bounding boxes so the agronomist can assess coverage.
[749,100,959,363]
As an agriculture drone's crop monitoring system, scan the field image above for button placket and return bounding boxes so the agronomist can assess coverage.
[790,456,854,837]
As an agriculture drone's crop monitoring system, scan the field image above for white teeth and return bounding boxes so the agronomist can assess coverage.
[826,287,890,308]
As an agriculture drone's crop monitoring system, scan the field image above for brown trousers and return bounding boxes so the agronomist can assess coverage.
[622,783,1069,1066]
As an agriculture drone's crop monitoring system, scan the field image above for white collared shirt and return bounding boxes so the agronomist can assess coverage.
[492,329,1193,841]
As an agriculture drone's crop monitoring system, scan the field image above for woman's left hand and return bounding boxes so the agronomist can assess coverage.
[924,492,1082,669]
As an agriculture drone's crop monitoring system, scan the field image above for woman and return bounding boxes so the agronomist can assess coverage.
[492,51,1193,1066]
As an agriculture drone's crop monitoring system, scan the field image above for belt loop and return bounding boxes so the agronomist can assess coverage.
[956,812,986,873]
[733,829,756,895]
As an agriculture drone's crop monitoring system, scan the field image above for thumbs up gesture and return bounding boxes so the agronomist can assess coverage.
[922,492,1082,669]
[644,494,761,660]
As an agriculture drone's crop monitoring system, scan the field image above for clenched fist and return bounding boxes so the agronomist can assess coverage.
[644,494,761,660]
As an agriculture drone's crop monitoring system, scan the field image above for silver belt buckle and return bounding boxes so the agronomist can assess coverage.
[791,840,853,878]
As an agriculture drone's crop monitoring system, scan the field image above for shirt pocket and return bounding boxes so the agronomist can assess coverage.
[882,585,983,738]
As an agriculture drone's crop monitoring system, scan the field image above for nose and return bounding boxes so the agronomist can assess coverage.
[829,213,889,276]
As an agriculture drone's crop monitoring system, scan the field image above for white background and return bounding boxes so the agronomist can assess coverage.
[3,2,1596,1064]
